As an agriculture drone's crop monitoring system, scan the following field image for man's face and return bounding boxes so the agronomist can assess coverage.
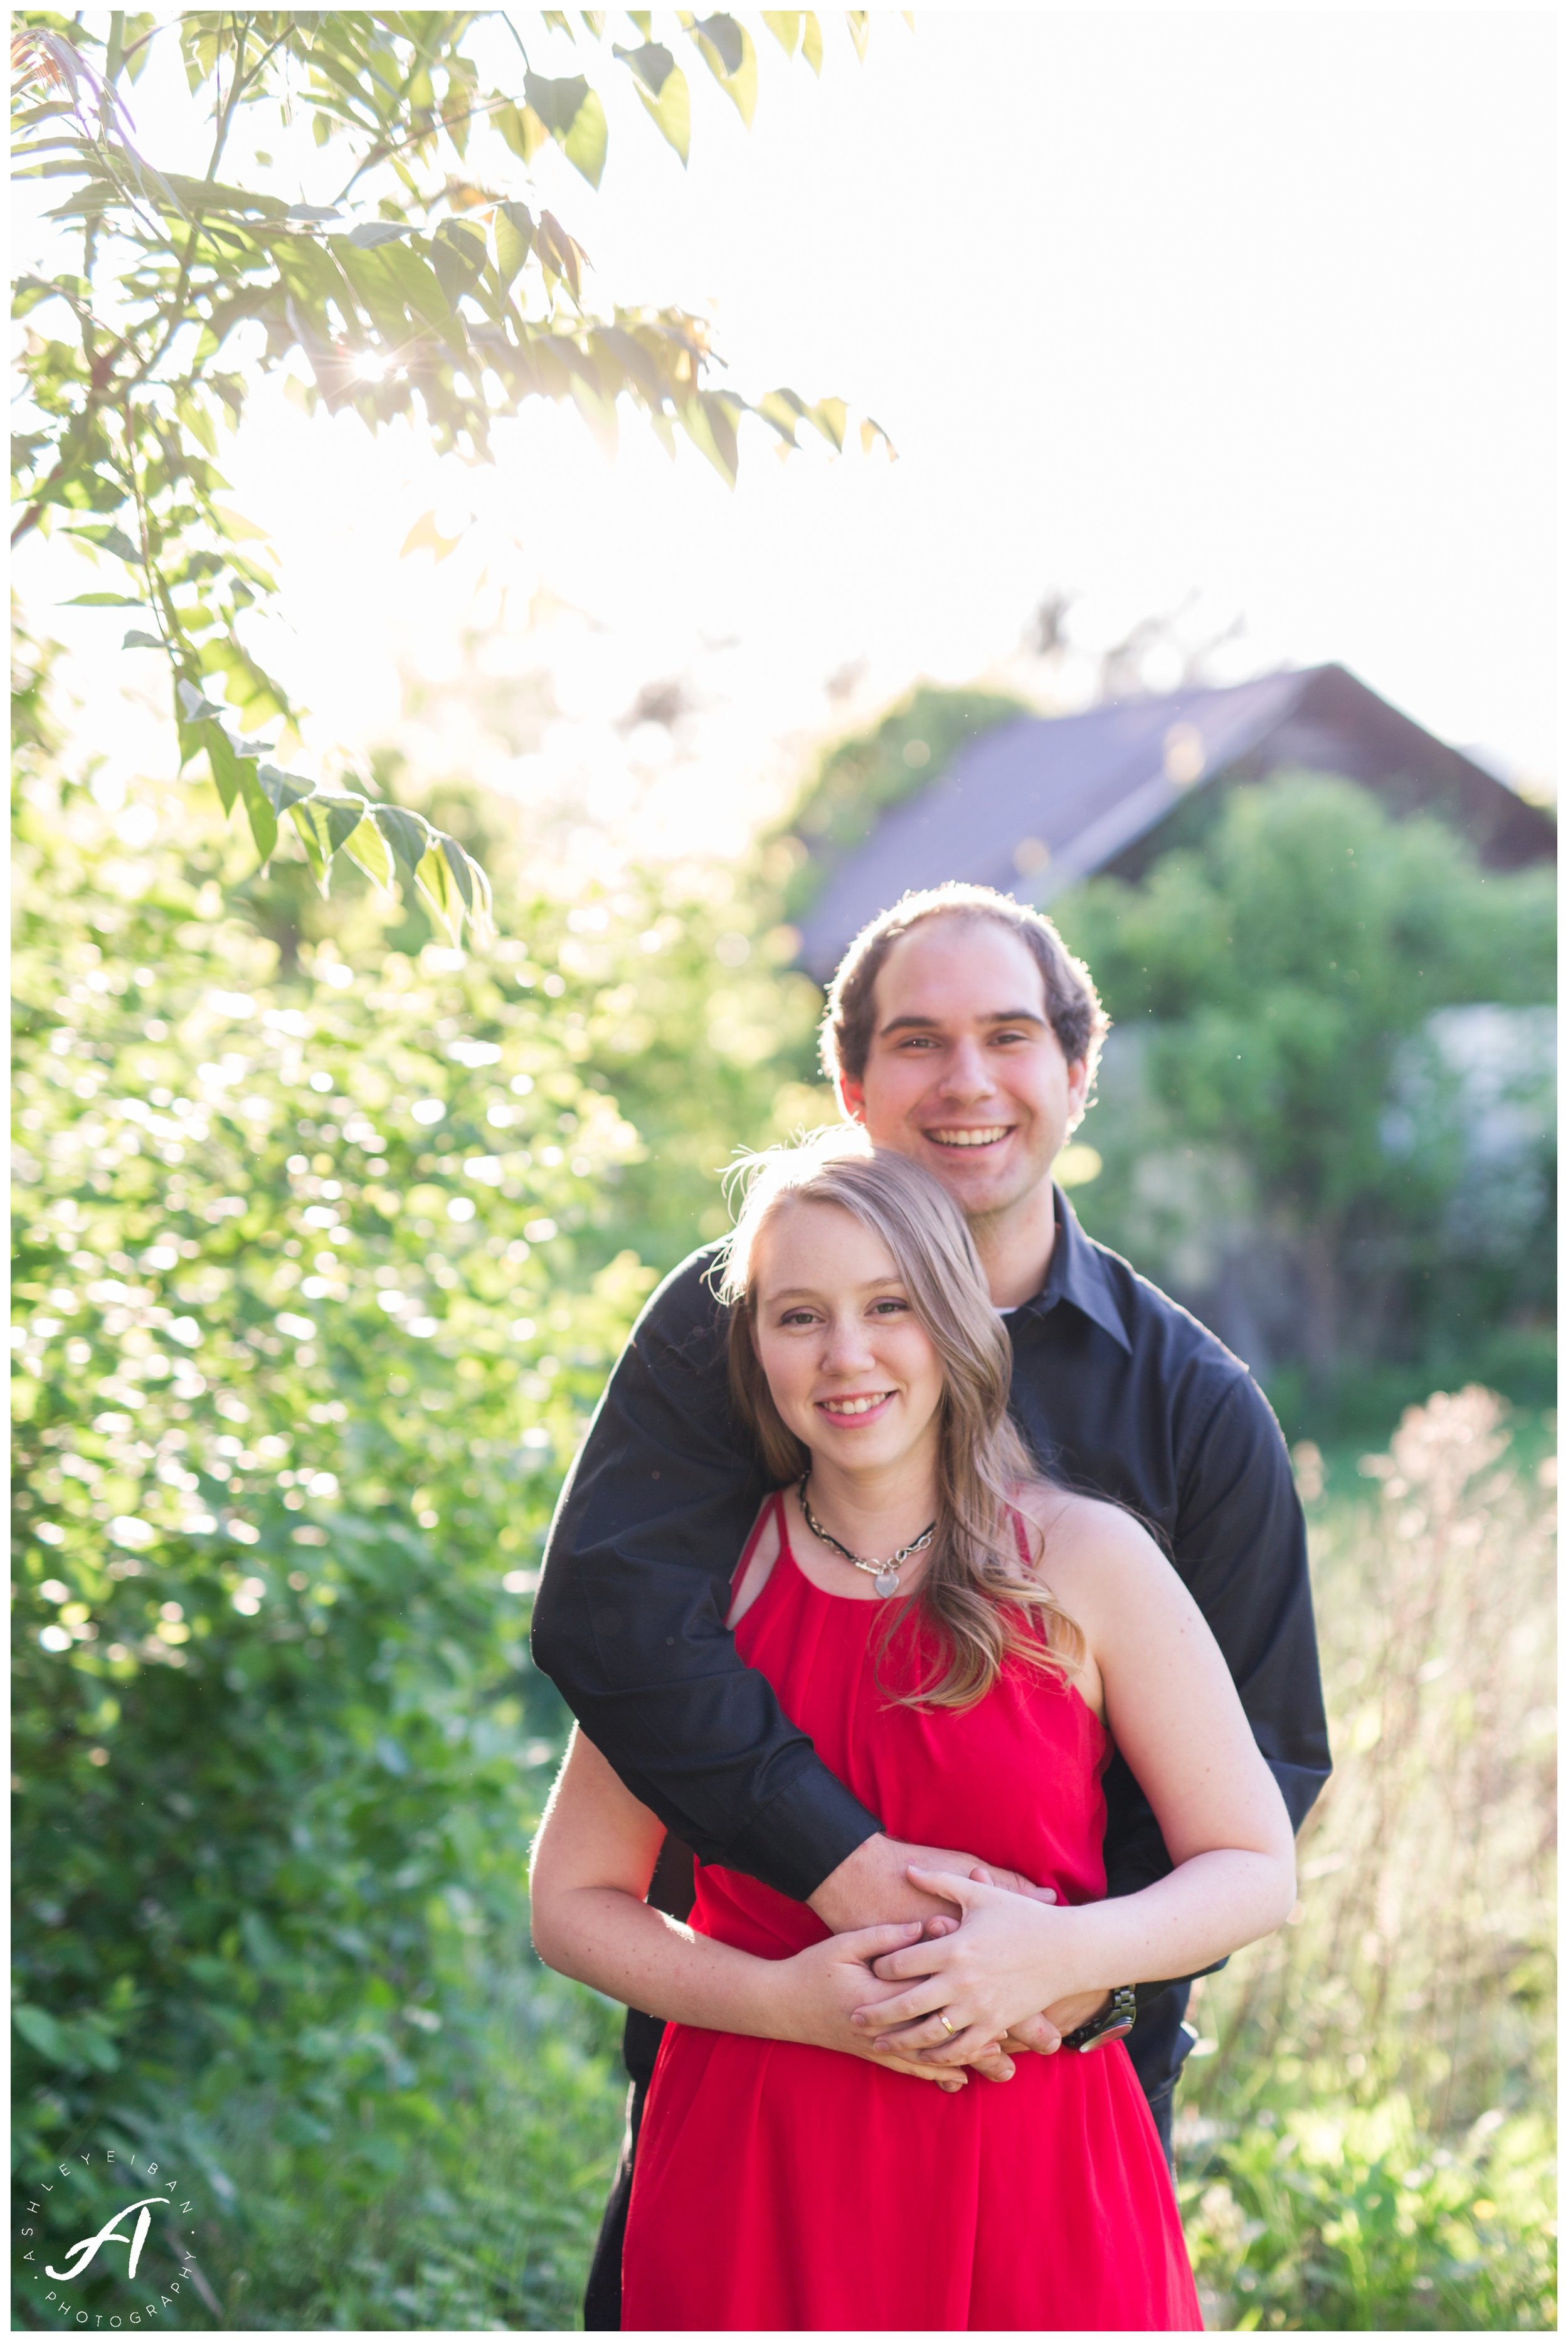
[837,915,1089,1226]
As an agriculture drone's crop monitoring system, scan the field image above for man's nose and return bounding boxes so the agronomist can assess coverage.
[938,1038,993,1100]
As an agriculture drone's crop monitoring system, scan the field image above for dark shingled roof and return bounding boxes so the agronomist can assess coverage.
[796,663,1555,980]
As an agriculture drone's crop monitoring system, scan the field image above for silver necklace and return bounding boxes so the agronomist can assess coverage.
[798,1474,936,1598]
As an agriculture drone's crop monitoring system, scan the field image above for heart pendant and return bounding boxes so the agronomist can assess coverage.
[874,1566,900,1598]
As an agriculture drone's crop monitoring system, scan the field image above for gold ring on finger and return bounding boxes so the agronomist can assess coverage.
[938,2012,958,2037]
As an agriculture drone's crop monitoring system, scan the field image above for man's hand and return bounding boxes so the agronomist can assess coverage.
[808,1832,1050,1933]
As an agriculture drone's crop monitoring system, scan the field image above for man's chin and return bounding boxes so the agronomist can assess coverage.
[916,1147,1037,1220]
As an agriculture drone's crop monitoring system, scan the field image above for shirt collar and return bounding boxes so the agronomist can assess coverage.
[1015,1186,1132,1353]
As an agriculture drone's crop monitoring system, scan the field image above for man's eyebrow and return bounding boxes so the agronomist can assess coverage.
[877,1008,1049,1036]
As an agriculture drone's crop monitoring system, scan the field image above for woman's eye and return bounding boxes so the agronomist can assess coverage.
[870,1299,909,1317]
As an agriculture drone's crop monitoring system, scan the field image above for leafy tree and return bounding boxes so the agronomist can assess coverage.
[11,9,893,924]
[1057,775,1556,1390]
[773,680,1028,926]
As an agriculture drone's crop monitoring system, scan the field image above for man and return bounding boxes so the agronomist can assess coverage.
[533,882,1330,2329]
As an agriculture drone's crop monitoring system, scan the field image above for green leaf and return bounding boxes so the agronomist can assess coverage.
[614,40,675,95]
[561,87,608,187]
[210,504,272,544]
[494,98,549,164]
[845,12,870,61]
[373,803,432,875]
[288,793,363,894]
[69,523,142,564]
[801,11,824,73]
[347,220,411,248]
[342,813,395,890]
[524,70,590,135]
[13,2003,71,2064]
[64,591,146,606]
[123,629,164,650]
[630,63,690,163]
[760,12,802,54]
[693,14,744,74]
[414,841,466,945]
[693,19,756,124]
[536,213,585,304]
[257,764,316,816]
[682,391,740,487]
[807,395,846,451]
[493,201,536,285]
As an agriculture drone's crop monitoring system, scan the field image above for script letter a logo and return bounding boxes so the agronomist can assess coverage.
[46,2195,169,2282]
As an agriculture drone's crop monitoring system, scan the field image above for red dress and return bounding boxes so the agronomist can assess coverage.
[620,1494,1203,2331]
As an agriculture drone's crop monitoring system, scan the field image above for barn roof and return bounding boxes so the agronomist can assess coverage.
[795,663,1554,980]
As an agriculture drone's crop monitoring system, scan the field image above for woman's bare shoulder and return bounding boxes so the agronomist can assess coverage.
[1010,1480,1170,1591]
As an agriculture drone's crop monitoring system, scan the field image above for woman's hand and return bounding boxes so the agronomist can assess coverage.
[773,1920,1019,2091]
[852,1868,1096,2065]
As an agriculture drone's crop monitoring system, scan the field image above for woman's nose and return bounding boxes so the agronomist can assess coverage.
[820,1316,877,1373]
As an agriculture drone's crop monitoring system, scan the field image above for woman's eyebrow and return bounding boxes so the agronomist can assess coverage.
[761,1278,908,1303]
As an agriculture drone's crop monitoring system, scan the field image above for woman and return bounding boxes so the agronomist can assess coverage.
[531,1130,1295,2330]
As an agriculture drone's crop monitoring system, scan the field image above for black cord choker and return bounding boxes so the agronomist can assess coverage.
[797,1474,936,1598]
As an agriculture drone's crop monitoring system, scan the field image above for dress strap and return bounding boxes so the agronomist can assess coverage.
[729,1490,781,1591]
[1009,1505,1034,1571]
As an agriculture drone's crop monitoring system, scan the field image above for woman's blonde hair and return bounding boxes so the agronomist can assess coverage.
[714,1126,1082,1709]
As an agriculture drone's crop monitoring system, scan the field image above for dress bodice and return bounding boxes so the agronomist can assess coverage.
[689,1492,1111,1959]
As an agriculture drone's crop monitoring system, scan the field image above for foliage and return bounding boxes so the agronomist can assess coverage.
[1057,774,1556,1396]
[1177,1389,1557,2328]
[10,716,649,2306]
[1182,2097,1555,2331]
[11,9,892,911]
[8,638,826,2327]
[771,681,1028,925]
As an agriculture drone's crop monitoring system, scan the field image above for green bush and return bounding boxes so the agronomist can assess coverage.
[1056,773,1555,1412]
[1183,2098,1555,2330]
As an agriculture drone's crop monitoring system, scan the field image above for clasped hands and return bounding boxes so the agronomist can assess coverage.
[793,1836,1110,2094]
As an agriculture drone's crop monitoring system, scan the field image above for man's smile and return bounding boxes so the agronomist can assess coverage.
[923,1125,1016,1150]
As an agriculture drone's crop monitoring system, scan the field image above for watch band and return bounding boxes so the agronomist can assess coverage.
[1061,1983,1137,2052]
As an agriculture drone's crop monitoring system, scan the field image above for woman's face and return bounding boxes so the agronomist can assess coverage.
[750,1199,945,1478]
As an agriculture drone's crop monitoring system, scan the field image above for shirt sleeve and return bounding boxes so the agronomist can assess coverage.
[1103,1370,1332,1906]
[529,1249,883,1902]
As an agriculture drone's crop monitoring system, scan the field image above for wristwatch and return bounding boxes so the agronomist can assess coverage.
[1061,1984,1137,2052]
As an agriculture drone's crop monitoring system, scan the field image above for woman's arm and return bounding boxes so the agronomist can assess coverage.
[529,1725,1004,2089]
[857,1500,1298,2062]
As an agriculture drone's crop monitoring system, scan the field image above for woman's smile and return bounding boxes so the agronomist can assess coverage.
[815,1389,898,1426]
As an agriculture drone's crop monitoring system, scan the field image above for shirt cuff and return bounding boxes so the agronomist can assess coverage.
[719,1765,882,1904]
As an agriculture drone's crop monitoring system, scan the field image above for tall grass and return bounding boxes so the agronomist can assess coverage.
[1179,1388,1557,2329]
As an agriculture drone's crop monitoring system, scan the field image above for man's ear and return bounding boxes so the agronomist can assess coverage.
[837,1073,867,1126]
[1064,1057,1090,1131]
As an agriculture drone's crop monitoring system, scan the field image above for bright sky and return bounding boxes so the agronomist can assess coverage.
[18,8,1560,865]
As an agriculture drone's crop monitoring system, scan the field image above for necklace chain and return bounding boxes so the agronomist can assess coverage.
[798,1475,936,1596]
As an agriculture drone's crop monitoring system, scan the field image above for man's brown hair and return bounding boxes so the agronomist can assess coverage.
[818,882,1110,1093]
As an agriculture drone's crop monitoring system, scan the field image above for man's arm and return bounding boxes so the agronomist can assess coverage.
[1104,1369,1332,1914]
[530,1248,881,1902]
